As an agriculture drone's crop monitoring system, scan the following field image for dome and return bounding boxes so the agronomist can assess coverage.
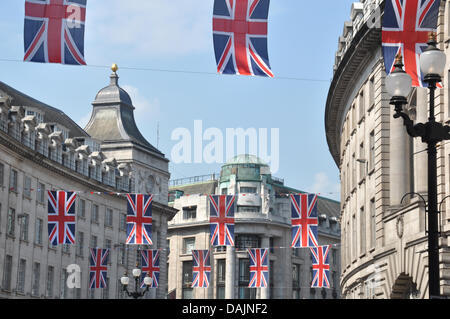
[224,154,269,166]
[93,72,133,107]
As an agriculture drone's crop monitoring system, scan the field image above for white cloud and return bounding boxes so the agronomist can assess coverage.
[309,172,340,200]
[121,84,161,120]
[86,0,213,58]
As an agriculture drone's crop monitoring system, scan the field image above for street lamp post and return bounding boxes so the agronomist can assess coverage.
[120,266,153,299]
[386,32,448,299]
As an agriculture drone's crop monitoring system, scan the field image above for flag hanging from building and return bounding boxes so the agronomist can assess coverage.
[248,248,269,288]
[126,194,153,245]
[212,0,274,77]
[140,249,160,288]
[47,190,77,245]
[290,194,319,248]
[24,0,87,65]
[209,195,236,246]
[310,245,331,289]
[192,250,211,288]
[89,248,109,289]
[382,0,440,87]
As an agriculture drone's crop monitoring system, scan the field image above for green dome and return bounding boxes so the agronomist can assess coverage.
[224,154,269,166]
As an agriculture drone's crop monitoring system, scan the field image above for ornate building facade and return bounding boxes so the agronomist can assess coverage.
[325,0,450,298]
[167,155,341,299]
[0,68,176,299]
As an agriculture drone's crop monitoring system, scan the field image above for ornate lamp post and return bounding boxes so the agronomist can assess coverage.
[386,32,448,299]
[120,266,153,299]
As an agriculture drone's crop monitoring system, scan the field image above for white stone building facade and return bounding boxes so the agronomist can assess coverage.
[325,0,450,298]
[167,155,341,299]
[0,70,176,299]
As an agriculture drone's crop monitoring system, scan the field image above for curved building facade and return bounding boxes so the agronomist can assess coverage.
[167,155,341,299]
[325,0,450,298]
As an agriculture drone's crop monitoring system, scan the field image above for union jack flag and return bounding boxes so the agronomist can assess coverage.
[47,190,76,245]
[212,0,274,77]
[89,248,109,289]
[140,249,160,288]
[290,194,319,248]
[126,194,153,245]
[248,248,269,288]
[24,0,87,65]
[192,250,211,288]
[382,0,440,87]
[310,245,331,289]
[209,195,236,246]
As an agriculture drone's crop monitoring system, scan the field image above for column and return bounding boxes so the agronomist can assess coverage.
[389,106,409,205]
[414,87,428,194]
[260,236,270,299]
[225,245,235,299]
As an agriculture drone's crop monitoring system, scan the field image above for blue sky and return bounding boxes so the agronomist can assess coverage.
[0,0,356,201]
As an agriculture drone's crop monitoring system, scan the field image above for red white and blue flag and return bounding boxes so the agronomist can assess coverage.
[382,0,441,87]
[212,0,274,77]
[47,190,76,245]
[209,195,236,246]
[248,248,269,288]
[126,194,153,245]
[24,0,87,65]
[140,249,160,288]
[192,250,211,288]
[89,248,109,289]
[310,245,331,288]
[290,194,319,248]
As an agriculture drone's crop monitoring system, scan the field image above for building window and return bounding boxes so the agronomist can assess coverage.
[370,198,376,249]
[102,278,110,299]
[238,259,256,299]
[90,235,98,249]
[0,163,4,186]
[235,235,260,251]
[20,214,29,241]
[77,232,84,257]
[119,213,127,231]
[183,237,195,255]
[292,264,301,299]
[352,153,356,189]
[7,208,15,236]
[369,130,375,172]
[237,206,260,213]
[359,143,365,180]
[46,266,54,298]
[17,259,26,294]
[221,188,228,195]
[359,90,365,121]
[119,245,126,265]
[61,270,69,299]
[2,255,13,291]
[216,259,226,299]
[352,214,357,260]
[183,206,197,220]
[182,261,193,299]
[369,76,375,110]
[9,169,17,191]
[105,208,113,227]
[240,187,257,194]
[91,204,99,224]
[24,176,32,198]
[32,262,40,297]
[37,183,45,203]
[360,206,366,255]
[78,199,86,218]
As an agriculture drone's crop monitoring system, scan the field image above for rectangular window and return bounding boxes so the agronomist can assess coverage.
[370,198,376,249]
[90,235,97,249]
[182,260,193,288]
[182,206,197,220]
[77,232,84,256]
[352,214,357,260]
[7,208,15,236]
[237,206,260,213]
[61,270,68,299]
[32,262,40,297]
[240,187,257,194]
[46,266,54,298]
[352,153,356,189]
[20,214,29,241]
[24,176,32,198]
[78,199,86,218]
[33,219,43,245]
[235,235,260,251]
[183,237,195,255]
[369,76,375,110]
[359,143,365,180]
[119,213,127,231]
[359,91,365,121]
[369,130,375,171]
[9,169,17,191]
[360,206,366,255]
[92,204,99,223]
[2,255,13,291]
[102,278,110,299]
[238,259,256,299]
[119,245,126,265]
[17,259,26,293]
[37,183,45,203]
[0,163,4,186]
[221,188,228,195]
[105,208,113,227]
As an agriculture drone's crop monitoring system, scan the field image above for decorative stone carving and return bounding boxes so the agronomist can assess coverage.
[396,215,404,239]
